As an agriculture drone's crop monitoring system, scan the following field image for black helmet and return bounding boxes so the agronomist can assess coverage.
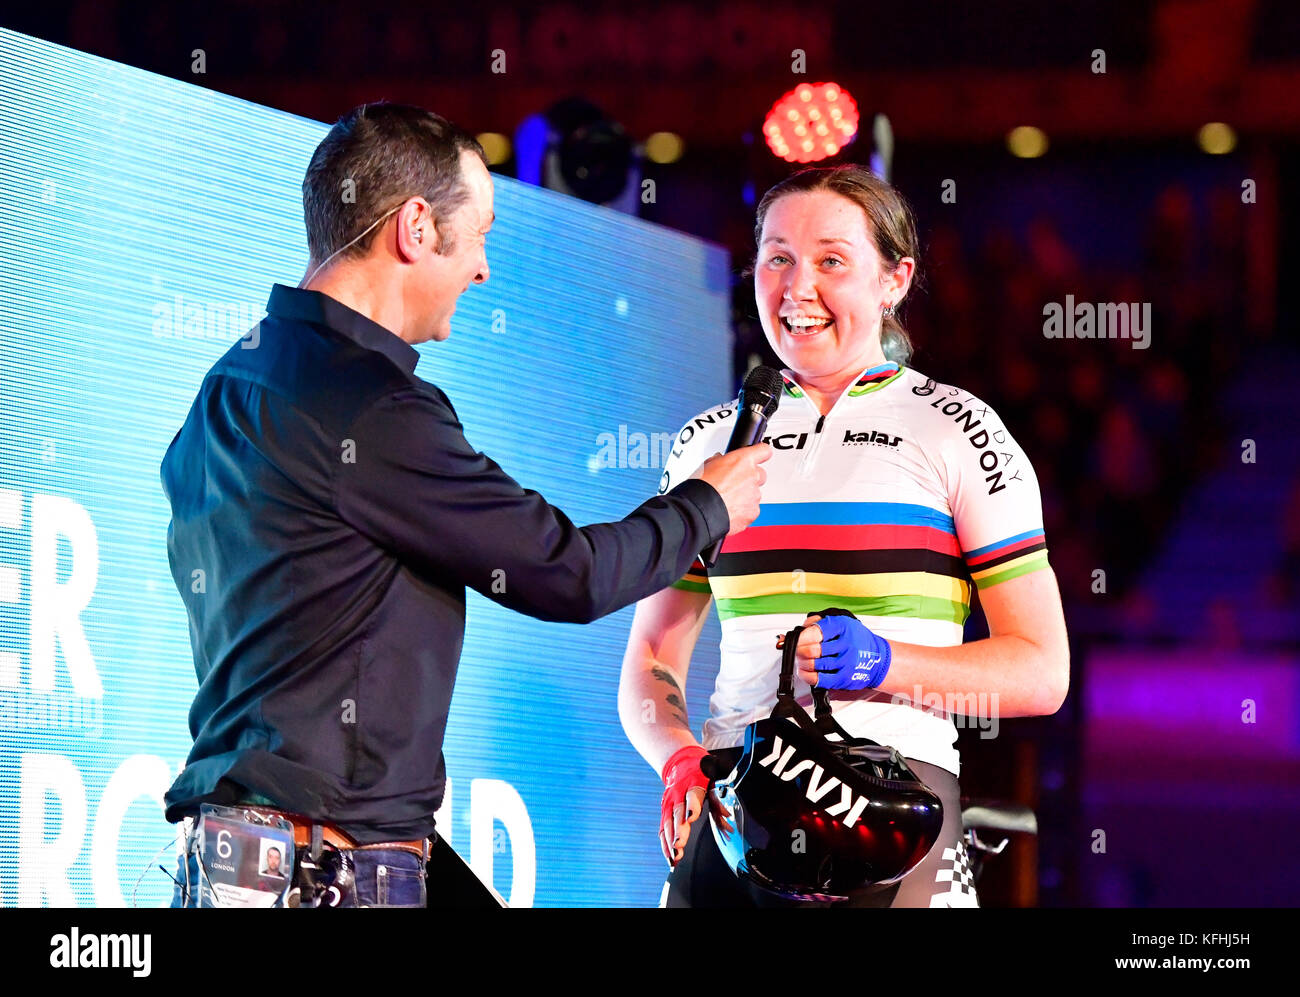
[706,609,945,902]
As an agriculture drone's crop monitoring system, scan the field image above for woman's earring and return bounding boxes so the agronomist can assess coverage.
[882,303,896,318]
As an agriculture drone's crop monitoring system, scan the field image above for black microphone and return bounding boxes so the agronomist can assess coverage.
[699,365,783,568]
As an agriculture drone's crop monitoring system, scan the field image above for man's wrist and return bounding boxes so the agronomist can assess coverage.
[667,478,730,546]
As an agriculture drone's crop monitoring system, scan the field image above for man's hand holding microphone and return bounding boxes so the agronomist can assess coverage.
[695,442,771,535]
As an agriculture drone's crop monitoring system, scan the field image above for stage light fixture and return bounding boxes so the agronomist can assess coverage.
[514,97,641,214]
[763,82,859,164]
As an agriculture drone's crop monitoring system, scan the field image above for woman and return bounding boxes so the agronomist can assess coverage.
[619,164,1069,908]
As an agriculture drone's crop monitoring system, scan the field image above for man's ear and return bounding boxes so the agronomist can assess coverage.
[395,198,437,260]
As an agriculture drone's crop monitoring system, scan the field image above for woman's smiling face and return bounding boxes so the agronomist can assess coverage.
[755,189,911,383]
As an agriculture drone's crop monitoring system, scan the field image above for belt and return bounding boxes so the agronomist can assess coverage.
[233,803,431,862]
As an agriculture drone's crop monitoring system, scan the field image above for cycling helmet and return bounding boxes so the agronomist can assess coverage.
[706,609,945,902]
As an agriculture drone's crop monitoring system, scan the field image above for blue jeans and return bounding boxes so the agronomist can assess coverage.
[170,818,428,908]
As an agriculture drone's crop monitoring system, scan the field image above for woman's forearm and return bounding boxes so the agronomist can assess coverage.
[878,634,1069,717]
[618,655,701,774]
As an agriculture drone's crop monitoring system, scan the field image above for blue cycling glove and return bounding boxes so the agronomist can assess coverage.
[812,613,892,690]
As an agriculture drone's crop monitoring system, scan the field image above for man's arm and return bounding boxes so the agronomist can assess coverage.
[334,386,758,624]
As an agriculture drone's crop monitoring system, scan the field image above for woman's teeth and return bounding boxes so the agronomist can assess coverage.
[782,316,833,335]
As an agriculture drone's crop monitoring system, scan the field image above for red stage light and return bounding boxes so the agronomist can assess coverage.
[763,82,859,163]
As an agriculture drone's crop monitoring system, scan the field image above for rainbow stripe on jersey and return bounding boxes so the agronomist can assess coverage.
[676,502,1045,625]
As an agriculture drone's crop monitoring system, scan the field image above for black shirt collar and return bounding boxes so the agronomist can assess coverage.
[266,284,420,375]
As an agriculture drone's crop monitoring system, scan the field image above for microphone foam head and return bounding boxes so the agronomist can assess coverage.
[740,365,783,418]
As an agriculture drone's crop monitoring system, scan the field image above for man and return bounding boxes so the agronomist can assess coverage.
[253,845,288,900]
[262,847,285,878]
[163,102,769,907]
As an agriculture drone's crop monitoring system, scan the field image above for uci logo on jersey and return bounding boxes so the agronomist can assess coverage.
[762,432,809,450]
[842,429,902,448]
[757,733,870,827]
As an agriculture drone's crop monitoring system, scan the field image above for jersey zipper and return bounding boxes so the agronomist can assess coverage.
[798,413,827,478]
[783,362,900,478]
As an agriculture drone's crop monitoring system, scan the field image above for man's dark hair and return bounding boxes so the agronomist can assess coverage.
[302,102,487,264]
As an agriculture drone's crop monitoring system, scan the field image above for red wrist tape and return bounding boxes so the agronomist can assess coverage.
[661,744,709,785]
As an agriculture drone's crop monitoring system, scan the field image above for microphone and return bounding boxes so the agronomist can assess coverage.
[700,365,783,568]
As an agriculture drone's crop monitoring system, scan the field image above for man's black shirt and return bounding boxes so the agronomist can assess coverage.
[161,284,729,843]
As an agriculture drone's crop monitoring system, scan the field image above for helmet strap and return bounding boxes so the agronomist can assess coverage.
[773,616,880,746]
[770,624,820,736]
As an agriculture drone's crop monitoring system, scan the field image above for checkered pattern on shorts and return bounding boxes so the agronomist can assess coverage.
[929,837,979,908]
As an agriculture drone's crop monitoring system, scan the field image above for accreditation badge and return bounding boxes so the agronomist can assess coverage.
[195,803,295,908]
